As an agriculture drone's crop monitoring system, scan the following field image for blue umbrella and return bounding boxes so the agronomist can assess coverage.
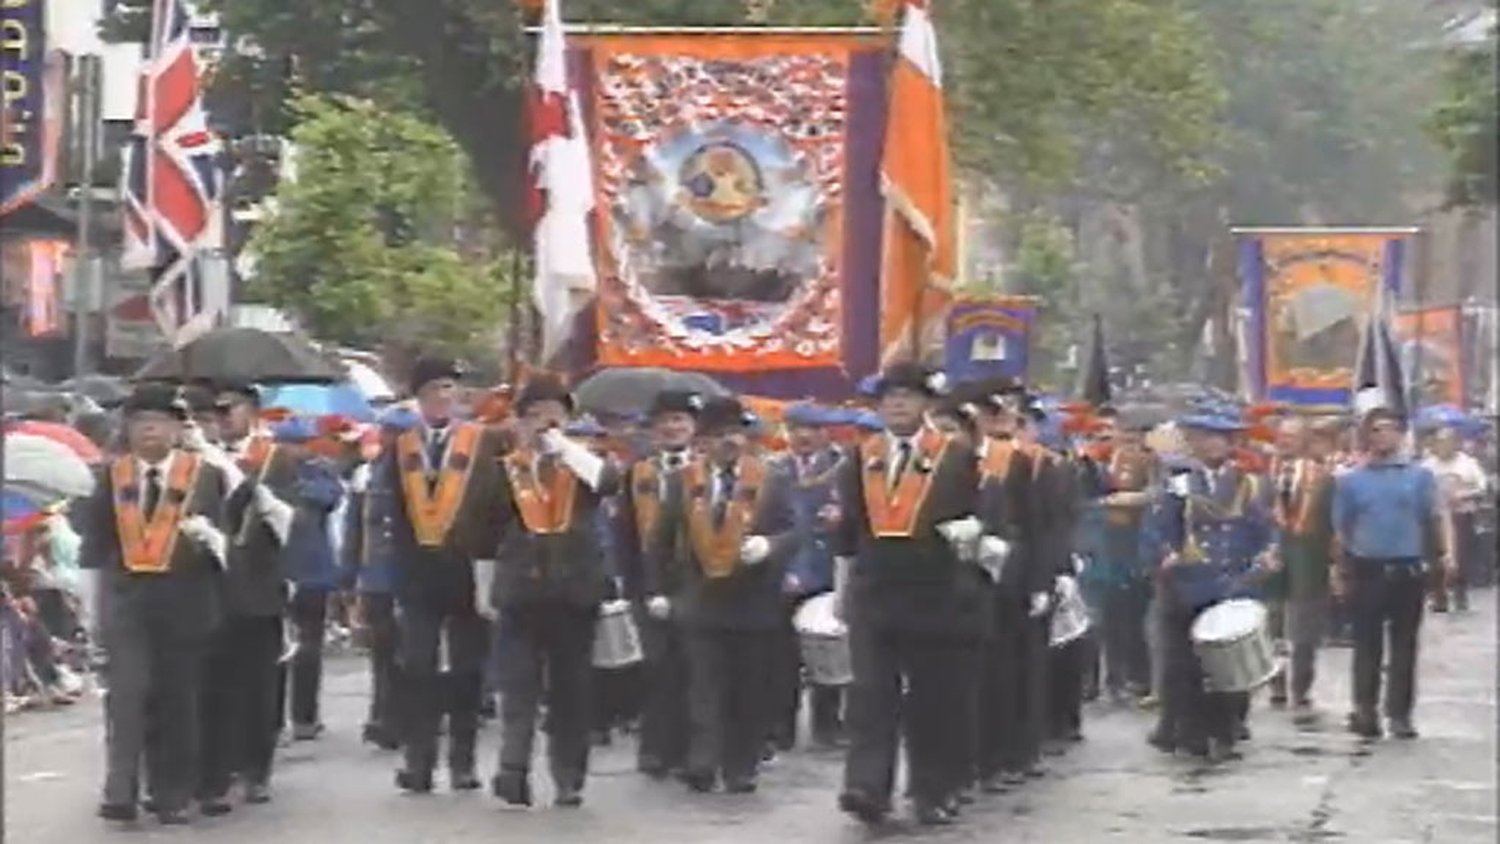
[262,382,376,423]
[3,490,45,534]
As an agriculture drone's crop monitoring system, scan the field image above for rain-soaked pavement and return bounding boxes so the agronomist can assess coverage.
[5,593,1495,844]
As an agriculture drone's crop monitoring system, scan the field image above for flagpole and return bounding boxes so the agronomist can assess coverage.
[71,55,101,377]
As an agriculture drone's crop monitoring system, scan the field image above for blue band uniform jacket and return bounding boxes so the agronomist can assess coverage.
[1154,464,1274,613]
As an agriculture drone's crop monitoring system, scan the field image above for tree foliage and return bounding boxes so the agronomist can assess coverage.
[245,96,513,360]
[1428,14,1498,208]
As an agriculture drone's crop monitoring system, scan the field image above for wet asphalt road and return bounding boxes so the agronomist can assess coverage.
[4,593,1495,844]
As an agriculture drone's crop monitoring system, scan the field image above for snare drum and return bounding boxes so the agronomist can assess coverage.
[592,600,644,669]
[793,594,853,687]
[1190,599,1277,692]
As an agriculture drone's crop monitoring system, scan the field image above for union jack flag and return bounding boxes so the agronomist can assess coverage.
[121,0,225,347]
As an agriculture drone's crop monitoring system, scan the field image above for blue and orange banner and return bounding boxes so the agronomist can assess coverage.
[1394,305,1464,406]
[943,294,1036,384]
[573,33,886,398]
[1,2,61,216]
[1237,228,1412,407]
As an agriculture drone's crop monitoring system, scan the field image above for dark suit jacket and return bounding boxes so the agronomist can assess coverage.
[615,451,689,602]
[834,432,984,637]
[490,456,622,611]
[975,439,1040,595]
[78,452,232,642]
[222,445,299,618]
[644,456,796,631]
[376,423,506,606]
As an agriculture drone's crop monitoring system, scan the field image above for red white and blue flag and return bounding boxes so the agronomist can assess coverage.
[121,0,225,347]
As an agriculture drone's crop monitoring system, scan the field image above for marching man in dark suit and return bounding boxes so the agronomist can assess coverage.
[831,363,985,826]
[488,374,621,808]
[645,396,796,794]
[80,384,234,825]
[381,357,506,794]
[617,390,702,779]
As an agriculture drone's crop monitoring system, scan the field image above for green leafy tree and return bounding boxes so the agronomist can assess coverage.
[245,96,512,361]
[1428,12,1497,208]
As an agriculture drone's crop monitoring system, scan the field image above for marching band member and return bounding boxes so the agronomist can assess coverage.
[81,384,234,824]
[383,357,506,794]
[489,375,621,808]
[772,403,847,751]
[617,390,702,779]
[1149,413,1275,762]
[648,396,796,794]
[832,362,984,827]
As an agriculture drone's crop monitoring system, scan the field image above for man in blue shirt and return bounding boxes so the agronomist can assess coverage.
[1332,406,1454,740]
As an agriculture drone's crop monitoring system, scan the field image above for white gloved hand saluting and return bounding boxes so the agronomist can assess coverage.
[1029,591,1051,618]
[740,535,771,565]
[646,595,671,620]
[542,429,607,491]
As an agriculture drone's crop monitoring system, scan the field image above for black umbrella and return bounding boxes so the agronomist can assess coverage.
[134,328,343,385]
[574,367,730,417]
[59,374,131,406]
[1078,314,1113,408]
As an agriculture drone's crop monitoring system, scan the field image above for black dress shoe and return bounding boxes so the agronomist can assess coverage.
[395,769,434,794]
[1181,740,1210,759]
[1347,712,1382,739]
[155,807,191,825]
[979,774,1011,794]
[200,796,232,817]
[724,778,758,795]
[554,783,584,807]
[491,770,532,807]
[636,755,668,779]
[1388,718,1419,740]
[450,769,482,791]
[838,790,890,825]
[243,782,272,804]
[362,723,400,751]
[97,803,139,822]
[1236,723,1252,742]
[680,769,716,793]
[914,801,956,826]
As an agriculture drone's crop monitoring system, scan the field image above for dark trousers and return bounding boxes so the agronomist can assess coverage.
[1157,603,1238,750]
[495,602,596,789]
[767,603,802,747]
[1348,561,1425,721]
[947,640,984,793]
[685,627,772,784]
[102,615,207,810]
[637,615,690,771]
[199,616,283,797]
[288,588,328,727]
[591,664,641,732]
[397,601,487,776]
[362,593,402,740]
[1048,636,1085,740]
[1101,582,1151,694]
[843,623,963,806]
[984,595,1047,776]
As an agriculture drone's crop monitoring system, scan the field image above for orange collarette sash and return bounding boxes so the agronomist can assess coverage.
[111,452,204,574]
[503,450,578,535]
[980,439,1016,481]
[397,423,481,547]
[238,435,277,481]
[631,461,662,545]
[861,428,950,538]
[685,457,766,579]
[1275,459,1326,536]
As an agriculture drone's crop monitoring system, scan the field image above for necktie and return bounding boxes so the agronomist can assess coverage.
[714,467,735,527]
[1279,462,1296,511]
[427,429,448,471]
[889,441,913,491]
[144,467,163,518]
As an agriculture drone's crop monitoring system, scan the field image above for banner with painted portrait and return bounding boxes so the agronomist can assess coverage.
[1238,229,1411,408]
[577,33,886,397]
[1394,305,1464,406]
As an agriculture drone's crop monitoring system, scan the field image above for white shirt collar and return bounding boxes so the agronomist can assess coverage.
[137,451,176,477]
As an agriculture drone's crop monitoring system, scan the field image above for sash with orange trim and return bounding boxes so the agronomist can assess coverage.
[980,439,1017,481]
[1274,459,1327,537]
[684,456,767,579]
[502,450,578,535]
[630,460,663,545]
[111,452,204,573]
[860,428,950,538]
[397,423,481,547]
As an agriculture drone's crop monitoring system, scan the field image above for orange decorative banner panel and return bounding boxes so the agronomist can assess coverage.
[1238,229,1411,407]
[574,33,885,396]
[1394,305,1464,406]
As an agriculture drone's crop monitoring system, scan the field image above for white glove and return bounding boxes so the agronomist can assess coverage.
[740,535,771,565]
[544,429,606,491]
[473,559,498,620]
[1168,474,1192,498]
[1071,553,1086,576]
[977,535,1011,581]
[936,516,983,544]
[180,515,226,568]
[253,484,295,546]
[646,595,671,620]
[1029,591,1051,618]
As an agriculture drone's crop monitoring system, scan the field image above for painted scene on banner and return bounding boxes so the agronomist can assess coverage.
[583,34,884,380]
[1395,305,1465,406]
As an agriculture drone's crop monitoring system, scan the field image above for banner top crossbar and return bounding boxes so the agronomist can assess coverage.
[526,25,888,35]
[1230,226,1422,235]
